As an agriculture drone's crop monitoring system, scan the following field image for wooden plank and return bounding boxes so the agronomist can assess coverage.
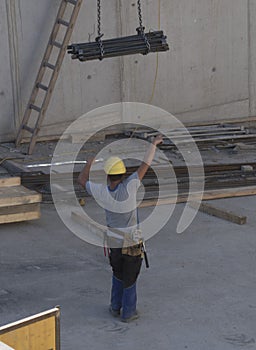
[189,201,247,225]
[140,185,256,207]
[0,203,40,224]
[0,177,21,188]
[202,185,256,200]
[20,134,68,144]
[0,186,42,208]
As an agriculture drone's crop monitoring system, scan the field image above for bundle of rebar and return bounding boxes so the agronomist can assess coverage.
[67,30,169,61]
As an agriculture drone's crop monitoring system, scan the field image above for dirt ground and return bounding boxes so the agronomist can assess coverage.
[1,194,256,350]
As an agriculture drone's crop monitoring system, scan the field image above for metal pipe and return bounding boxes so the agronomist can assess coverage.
[67,30,169,61]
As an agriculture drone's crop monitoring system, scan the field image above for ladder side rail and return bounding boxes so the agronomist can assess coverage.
[28,0,83,154]
[15,0,70,146]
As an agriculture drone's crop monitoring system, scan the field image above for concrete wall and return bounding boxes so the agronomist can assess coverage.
[0,1,16,141]
[1,0,256,142]
[121,0,250,123]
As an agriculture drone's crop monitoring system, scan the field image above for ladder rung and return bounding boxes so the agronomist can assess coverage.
[51,41,63,49]
[22,125,35,133]
[44,62,56,70]
[57,18,70,27]
[36,83,48,91]
[16,0,83,153]
[30,104,42,113]
[66,0,77,5]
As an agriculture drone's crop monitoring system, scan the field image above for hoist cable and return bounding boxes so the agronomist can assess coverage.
[148,0,161,104]
[128,0,162,142]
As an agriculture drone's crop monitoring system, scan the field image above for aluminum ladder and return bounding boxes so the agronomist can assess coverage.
[15,0,83,154]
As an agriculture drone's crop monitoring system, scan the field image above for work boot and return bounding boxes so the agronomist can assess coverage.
[110,275,123,314]
[109,305,121,317]
[121,310,139,323]
[121,283,139,322]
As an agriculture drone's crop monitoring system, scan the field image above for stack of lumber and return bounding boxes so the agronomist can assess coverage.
[0,177,42,224]
[15,162,256,205]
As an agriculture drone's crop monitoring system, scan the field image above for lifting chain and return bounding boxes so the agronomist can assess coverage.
[137,0,151,53]
[137,0,143,30]
[96,0,105,59]
[95,0,150,58]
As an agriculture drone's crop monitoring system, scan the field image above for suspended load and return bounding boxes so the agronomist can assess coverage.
[67,30,169,61]
[67,0,169,62]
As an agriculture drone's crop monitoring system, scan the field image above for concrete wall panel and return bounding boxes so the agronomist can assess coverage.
[45,0,122,126]
[9,0,122,137]
[0,1,16,141]
[0,0,254,142]
[122,0,249,121]
[249,0,256,116]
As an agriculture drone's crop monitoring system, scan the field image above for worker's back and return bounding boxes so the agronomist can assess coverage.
[86,172,141,229]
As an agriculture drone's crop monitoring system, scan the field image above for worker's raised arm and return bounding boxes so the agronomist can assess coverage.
[137,135,163,181]
[78,157,95,187]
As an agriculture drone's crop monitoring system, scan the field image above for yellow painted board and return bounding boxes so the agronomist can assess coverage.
[0,317,55,350]
[0,203,41,224]
[0,186,41,208]
[0,178,21,188]
[0,308,60,350]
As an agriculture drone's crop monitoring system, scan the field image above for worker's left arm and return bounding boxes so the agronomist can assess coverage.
[78,157,95,188]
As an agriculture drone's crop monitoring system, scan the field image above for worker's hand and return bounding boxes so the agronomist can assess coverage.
[153,134,163,146]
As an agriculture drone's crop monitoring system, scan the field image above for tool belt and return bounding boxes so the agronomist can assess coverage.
[106,227,143,257]
[122,240,143,257]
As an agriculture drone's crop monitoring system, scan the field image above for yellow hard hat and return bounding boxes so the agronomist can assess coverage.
[104,156,126,175]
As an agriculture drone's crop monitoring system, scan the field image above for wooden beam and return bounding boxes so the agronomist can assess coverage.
[0,186,42,208]
[0,177,21,187]
[139,185,256,207]
[0,203,40,224]
[189,201,247,225]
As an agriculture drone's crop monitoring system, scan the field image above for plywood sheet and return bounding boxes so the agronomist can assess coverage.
[0,308,60,350]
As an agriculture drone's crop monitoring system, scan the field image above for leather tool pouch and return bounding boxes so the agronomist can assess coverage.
[122,229,143,257]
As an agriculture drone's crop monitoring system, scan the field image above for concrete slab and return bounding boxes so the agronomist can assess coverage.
[0,196,256,350]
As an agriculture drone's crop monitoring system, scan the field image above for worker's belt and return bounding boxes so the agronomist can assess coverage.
[106,227,143,254]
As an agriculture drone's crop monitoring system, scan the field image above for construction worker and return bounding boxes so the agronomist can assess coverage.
[78,134,163,322]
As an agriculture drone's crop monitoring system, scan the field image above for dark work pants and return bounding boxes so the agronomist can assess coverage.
[109,248,142,288]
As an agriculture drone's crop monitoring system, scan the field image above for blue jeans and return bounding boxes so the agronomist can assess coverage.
[110,248,142,317]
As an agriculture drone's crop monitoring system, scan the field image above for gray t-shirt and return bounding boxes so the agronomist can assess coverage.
[86,172,141,229]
